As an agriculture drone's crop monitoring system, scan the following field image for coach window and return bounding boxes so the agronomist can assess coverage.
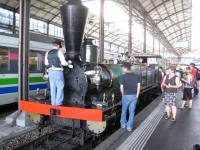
[29,51,42,72]
[0,48,9,71]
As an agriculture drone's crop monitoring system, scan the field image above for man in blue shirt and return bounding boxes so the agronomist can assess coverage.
[119,62,141,131]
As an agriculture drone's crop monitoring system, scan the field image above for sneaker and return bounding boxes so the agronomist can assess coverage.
[121,125,126,129]
[127,128,132,132]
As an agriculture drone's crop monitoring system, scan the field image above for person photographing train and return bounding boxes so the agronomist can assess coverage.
[44,39,73,106]
[119,62,141,132]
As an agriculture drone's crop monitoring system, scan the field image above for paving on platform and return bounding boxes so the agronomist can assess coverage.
[143,96,200,150]
[95,96,162,150]
[96,95,200,150]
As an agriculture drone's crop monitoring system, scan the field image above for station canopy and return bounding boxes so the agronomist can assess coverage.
[139,0,192,55]
[0,0,192,56]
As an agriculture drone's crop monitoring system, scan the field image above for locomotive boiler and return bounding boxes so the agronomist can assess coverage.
[20,0,159,138]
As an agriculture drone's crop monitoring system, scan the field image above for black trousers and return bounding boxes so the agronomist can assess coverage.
[194,87,199,96]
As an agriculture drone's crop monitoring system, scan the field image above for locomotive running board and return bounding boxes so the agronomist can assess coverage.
[20,100,103,121]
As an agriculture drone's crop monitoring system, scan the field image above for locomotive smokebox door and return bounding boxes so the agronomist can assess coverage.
[64,64,88,106]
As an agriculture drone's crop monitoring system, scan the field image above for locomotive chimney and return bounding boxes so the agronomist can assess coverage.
[60,0,88,61]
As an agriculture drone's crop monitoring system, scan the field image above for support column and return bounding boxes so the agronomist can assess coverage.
[152,28,155,54]
[163,47,165,57]
[128,0,132,55]
[162,46,164,57]
[143,13,146,53]
[12,9,16,34]
[168,50,170,58]
[6,0,32,127]
[47,22,49,36]
[18,0,30,103]
[188,40,191,51]
[99,0,104,63]
[158,40,161,55]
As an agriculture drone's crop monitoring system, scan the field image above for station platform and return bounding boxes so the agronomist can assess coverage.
[143,96,200,150]
[95,96,200,150]
[95,96,162,150]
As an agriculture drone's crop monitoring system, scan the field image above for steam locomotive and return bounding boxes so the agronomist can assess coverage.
[20,0,160,141]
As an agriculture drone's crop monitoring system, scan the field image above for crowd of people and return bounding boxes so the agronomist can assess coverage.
[160,63,200,122]
[119,62,200,132]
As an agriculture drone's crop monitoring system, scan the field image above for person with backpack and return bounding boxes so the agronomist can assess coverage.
[180,67,194,109]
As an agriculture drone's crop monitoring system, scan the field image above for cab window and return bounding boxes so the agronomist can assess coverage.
[0,48,9,71]
[29,51,42,72]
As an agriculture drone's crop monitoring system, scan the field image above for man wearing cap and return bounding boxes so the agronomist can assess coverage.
[45,39,73,106]
[119,62,141,131]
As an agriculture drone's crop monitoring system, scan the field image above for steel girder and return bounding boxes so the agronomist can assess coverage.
[156,7,191,24]
[121,0,179,55]
[161,18,191,32]
[165,26,191,38]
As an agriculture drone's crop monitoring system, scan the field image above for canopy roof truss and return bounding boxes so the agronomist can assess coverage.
[139,0,192,55]
[0,0,192,55]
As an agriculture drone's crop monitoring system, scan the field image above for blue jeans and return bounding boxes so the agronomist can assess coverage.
[48,70,65,105]
[120,95,137,130]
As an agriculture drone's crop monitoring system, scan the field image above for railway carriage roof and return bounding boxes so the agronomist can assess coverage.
[0,0,192,56]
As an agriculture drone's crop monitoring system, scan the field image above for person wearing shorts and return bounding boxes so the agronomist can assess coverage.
[181,67,193,109]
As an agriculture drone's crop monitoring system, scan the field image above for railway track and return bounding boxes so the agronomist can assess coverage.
[1,126,94,150]
[14,128,92,150]
[0,126,63,150]
[15,128,73,150]
[0,123,114,150]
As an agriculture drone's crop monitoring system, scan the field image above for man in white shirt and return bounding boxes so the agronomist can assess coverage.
[45,40,73,105]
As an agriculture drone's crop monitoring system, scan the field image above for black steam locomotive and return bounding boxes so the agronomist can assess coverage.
[20,0,160,143]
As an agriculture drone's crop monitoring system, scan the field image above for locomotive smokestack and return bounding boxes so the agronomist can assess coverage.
[60,0,88,61]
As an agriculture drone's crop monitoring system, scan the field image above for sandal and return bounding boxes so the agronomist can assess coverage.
[165,114,169,120]
[178,107,183,111]
[171,118,176,122]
